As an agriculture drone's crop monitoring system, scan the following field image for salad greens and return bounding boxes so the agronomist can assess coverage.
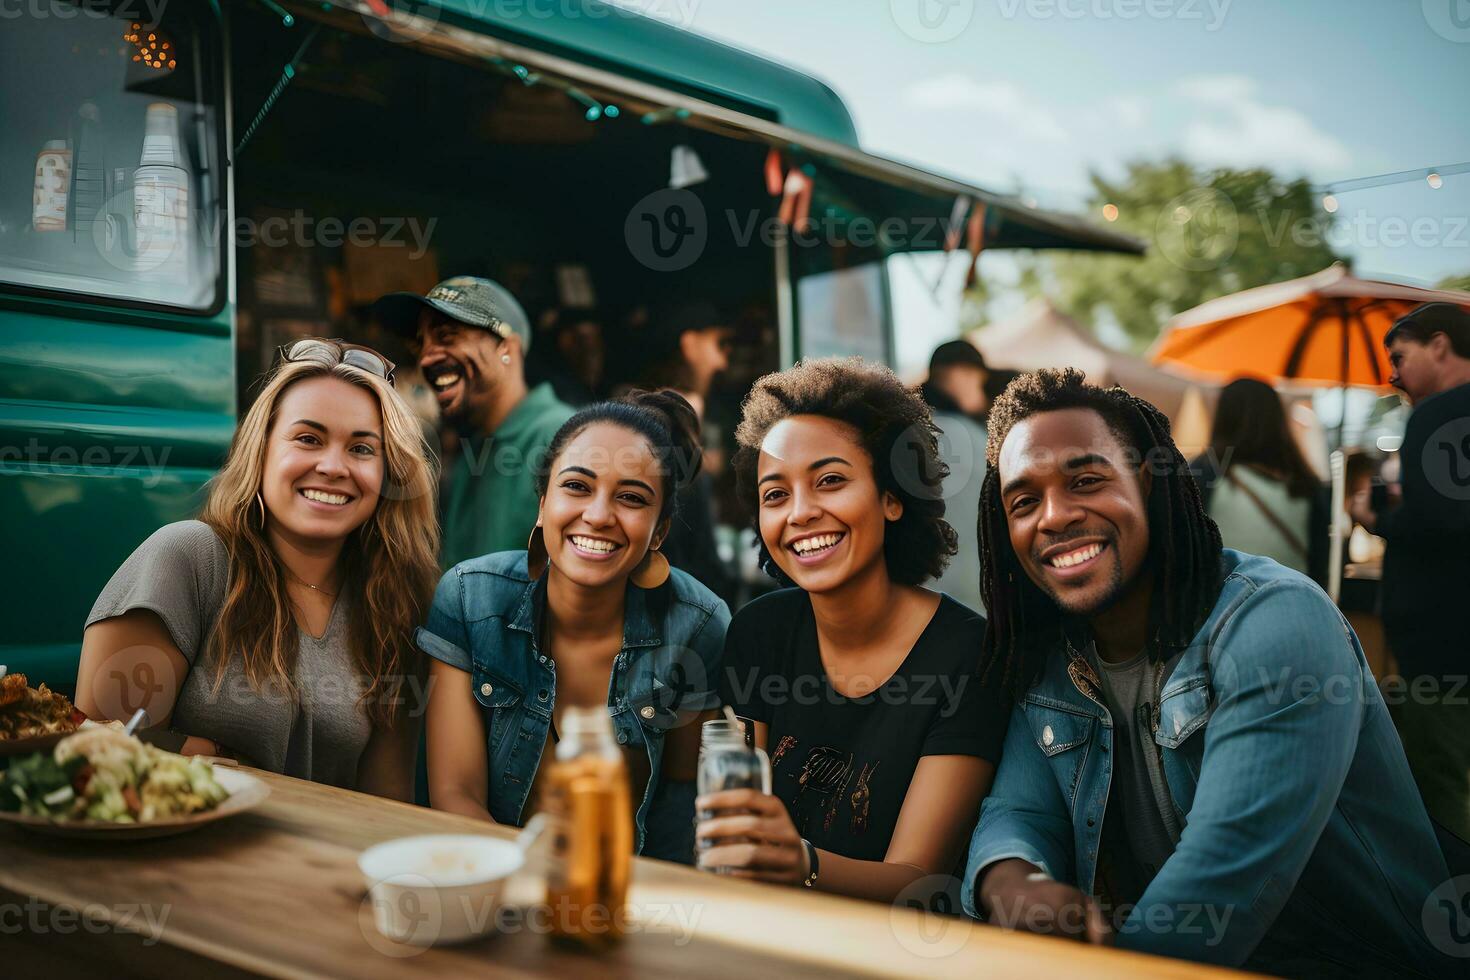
[0,752,84,816]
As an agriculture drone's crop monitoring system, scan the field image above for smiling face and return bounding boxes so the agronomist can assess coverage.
[997,407,1151,617]
[410,310,509,430]
[539,422,668,589]
[756,415,901,594]
[260,376,384,545]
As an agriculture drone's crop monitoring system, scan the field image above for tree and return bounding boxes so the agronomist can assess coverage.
[1035,159,1343,351]
[1435,271,1470,293]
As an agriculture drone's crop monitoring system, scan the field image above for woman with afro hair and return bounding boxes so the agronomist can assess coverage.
[697,357,1009,905]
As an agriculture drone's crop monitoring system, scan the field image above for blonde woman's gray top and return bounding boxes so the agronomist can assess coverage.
[86,520,373,788]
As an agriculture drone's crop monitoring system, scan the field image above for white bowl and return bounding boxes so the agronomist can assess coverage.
[358,834,526,946]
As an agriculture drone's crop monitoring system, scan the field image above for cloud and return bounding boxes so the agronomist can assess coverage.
[1177,74,1258,105]
[904,73,1069,144]
[1177,73,1351,174]
[1107,96,1147,130]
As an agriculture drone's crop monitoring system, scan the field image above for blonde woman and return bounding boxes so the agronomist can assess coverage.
[75,340,439,800]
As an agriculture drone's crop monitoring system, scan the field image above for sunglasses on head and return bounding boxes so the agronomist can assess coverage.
[277,339,396,383]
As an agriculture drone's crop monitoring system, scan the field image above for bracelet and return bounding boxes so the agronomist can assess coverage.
[800,838,819,888]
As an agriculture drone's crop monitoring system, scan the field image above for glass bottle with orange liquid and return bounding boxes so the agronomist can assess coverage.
[541,705,633,945]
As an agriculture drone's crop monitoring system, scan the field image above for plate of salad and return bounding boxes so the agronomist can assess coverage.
[0,727,269,839]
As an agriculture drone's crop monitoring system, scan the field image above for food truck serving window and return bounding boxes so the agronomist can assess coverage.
[0,4,222,312]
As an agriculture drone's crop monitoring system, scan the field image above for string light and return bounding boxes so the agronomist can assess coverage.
[1316,160,1467,196]
[124,23,175,71]
[1322,194,1339,213]
[1101,203,1119,222]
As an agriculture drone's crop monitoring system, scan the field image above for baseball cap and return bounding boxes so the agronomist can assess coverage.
[373,276,533,352]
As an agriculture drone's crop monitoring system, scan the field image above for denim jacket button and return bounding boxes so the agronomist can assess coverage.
[616,730,629,745]
[640,705,656,720]
[480,682,493,697]
[538,690,549,701]
[1042,725,1055,747]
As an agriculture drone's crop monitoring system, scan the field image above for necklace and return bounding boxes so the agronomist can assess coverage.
[285,568,338,599]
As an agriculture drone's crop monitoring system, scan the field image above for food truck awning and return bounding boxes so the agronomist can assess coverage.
[294,0,1145,256]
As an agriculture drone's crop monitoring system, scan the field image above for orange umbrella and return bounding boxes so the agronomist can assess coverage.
[1150,263,1470,389]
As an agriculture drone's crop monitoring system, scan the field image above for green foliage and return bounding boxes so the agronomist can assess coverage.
[1435,271,1470,293]
[1036,159,1344,350]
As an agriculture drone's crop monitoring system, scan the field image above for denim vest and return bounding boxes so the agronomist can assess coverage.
[963,550,1457,976]
[416,551,729,861]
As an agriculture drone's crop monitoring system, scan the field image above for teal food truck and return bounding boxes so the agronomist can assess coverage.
[0,0,1141,688]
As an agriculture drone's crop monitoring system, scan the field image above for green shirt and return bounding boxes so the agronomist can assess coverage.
[440,383,575,570]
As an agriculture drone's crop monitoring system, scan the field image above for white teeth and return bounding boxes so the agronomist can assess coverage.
[570,535,617,554]
[1050,543,1103,568]
[302,489,349,505]
[432,374,461,389]
[792,533,843,555]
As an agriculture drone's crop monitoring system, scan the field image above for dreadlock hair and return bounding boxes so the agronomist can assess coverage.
[978,368,1224,699]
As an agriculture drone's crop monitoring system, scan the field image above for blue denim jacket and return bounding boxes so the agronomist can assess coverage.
[416,551,729,861]
[963,550,1456,975]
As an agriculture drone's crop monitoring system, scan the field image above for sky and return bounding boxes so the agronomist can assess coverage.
[625,0,1470,369]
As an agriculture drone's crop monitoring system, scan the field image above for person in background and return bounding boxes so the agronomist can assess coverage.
[421,391,728,862]
[919,339,992,612]
[645,299,737,601]
[534,306,605,408]
[648,299,734,421]
[1189,377,1328,584]
[1350,301,1470,845]
[704,358,1008,905]
[963,368,1454,975]
[75,340,440,800]
[374,277,574,569]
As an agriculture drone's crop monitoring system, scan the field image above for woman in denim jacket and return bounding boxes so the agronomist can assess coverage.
[419,391,729,862]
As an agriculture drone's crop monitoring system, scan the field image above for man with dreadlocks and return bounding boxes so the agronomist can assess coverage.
[960,369,1456,975]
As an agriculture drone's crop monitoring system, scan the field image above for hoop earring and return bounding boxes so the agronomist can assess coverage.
[254,492,267,528]
[527,525,548,578]
[630,547,670,589]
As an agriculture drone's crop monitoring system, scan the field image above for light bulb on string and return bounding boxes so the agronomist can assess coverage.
[1322,194,1339,214]
[1427,172,1443,189]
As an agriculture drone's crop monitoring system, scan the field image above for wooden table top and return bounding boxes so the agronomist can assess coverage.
[0,767,1252,979]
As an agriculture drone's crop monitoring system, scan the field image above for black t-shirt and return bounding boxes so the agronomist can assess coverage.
[719,588,1009,862]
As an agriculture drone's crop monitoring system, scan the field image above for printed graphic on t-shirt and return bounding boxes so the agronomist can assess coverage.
[780,741,891,838]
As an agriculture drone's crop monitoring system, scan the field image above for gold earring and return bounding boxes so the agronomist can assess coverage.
[527,525,548,578]
[254,492,266,527]
[630,547,670,589]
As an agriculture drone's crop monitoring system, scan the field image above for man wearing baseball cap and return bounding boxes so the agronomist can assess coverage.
[375,276,573,569]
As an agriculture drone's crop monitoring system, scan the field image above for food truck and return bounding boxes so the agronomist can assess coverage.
[0,0,1142,686]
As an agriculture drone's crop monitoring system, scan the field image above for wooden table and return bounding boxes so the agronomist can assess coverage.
[0,768,1251,979]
